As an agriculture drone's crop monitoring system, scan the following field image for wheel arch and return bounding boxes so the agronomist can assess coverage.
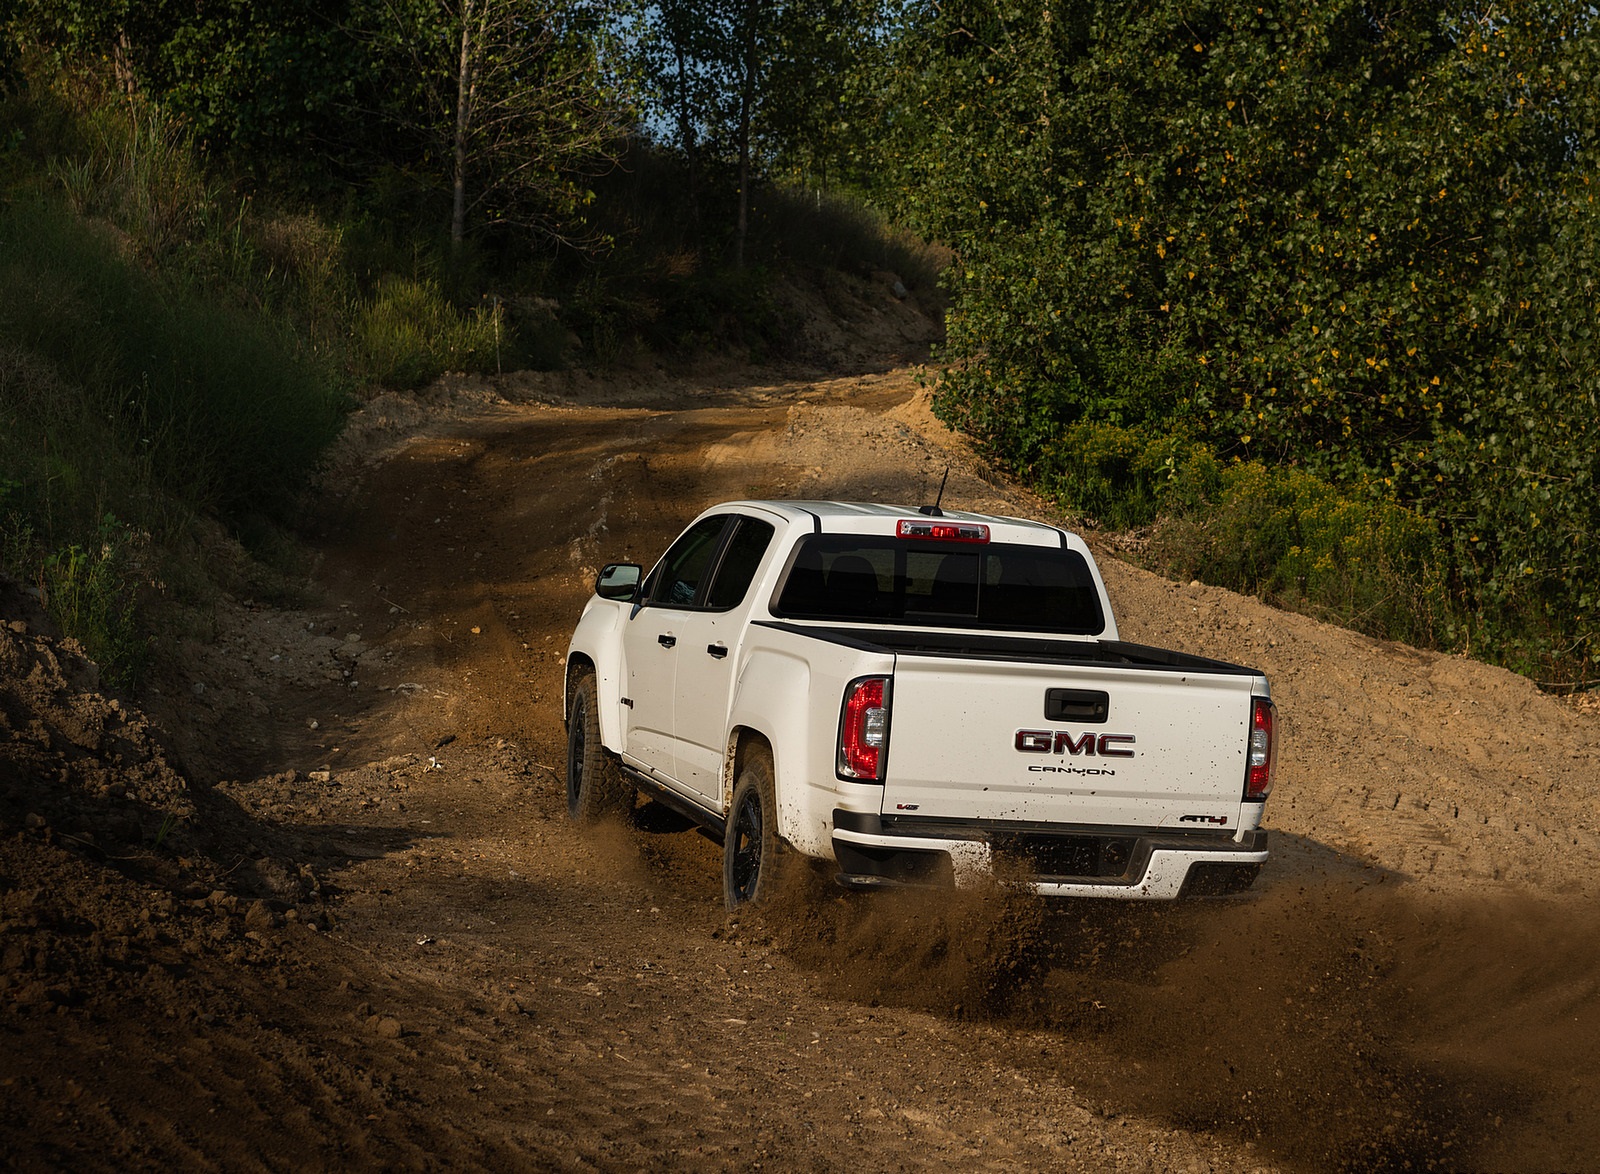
[564,651,626,752]
[564,653,596,727]
[566,598,628,750]
[724,727,773,811]
[723,725,824,856]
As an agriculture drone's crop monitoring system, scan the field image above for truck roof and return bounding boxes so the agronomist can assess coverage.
[716,500,1071,548]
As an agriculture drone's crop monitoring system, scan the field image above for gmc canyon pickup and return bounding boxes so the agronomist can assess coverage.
[565,500,1276,909]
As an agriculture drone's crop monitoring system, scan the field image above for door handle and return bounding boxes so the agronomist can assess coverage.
[706,643,728,659]
[658,633,677,648]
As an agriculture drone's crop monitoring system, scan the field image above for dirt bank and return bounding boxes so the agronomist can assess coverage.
[4,359,1599,1171]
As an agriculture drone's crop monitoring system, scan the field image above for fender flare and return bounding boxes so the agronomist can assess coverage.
[565,601,627,752]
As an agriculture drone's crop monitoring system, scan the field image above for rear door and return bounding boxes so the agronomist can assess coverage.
[880,657,1259,831]
[671,515,777,806]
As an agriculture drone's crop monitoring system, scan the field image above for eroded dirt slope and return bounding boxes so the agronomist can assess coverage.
[4,362,1599,1171]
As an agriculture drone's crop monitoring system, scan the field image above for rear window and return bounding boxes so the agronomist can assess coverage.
[772,535,1105,635]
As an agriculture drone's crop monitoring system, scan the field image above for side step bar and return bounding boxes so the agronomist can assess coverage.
[619,764,726,840]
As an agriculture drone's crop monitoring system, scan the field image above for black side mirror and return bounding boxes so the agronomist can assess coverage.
[596,563,642,602]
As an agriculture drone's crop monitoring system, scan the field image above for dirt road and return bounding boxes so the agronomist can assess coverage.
[4,362,1600,1171]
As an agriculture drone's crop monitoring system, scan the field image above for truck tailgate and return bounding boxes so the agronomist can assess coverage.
[881,657,1259,830]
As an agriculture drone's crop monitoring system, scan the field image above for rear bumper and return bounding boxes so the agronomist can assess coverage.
[830,810,1267,900]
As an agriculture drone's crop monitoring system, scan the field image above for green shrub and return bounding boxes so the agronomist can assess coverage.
[0,198,346,527]
[38,516,148,688]
[1152,456,1454,649]
[1032,420,1189,530]
[355,276,512,388]
[1028,419,1456,651]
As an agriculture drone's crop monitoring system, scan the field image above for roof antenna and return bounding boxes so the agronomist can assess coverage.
[919,467,950,517]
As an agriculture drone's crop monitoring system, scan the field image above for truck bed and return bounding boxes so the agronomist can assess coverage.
[754,620,1261,678]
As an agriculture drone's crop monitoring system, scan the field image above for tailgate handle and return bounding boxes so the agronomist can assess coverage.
[1045,688,1109,724]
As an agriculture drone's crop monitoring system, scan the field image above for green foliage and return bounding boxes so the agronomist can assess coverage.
[0,481,148,687]
[43,99,222,262]
[11,0,362,166]
[1032,420,1186,530]
[11,0,623,244]
[1030,419,1454,649]
[0,86,350,679]
[0,197,345,525]
[356,276,511,387]
[38,516,148,688]
[743,0,896,191]
[1153,454,1455,650]
[879,0,1600,682]
[349,0,623,247]
[613,0,892,247]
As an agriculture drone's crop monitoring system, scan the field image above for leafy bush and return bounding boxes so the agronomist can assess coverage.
[1031,419,1182,530]
[355,276,512,388]
[1026,418,1455,650]
[1152,454,1454,650]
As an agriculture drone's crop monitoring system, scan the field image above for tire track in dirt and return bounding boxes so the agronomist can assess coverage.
[6,364,1599,1170]
[290,365,1600,1169]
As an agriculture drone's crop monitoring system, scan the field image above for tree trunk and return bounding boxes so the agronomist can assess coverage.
[114,31,137,101]
[672,35,701,247]
[450,0,478,250]
[734,0,758,270]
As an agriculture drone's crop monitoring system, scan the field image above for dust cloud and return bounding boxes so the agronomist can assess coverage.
[761,879,1600,1171]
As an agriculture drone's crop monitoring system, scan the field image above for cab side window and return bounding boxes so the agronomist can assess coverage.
[704,518,775,610]
[642,516,729,607]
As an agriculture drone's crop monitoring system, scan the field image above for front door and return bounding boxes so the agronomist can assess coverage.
[619,515,731,791]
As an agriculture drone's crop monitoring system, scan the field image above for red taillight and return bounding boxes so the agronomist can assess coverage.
[895,519,990,543]
[1245,697,1275,801]
[839,677,890,781]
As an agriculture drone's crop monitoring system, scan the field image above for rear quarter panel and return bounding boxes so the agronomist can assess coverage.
[729,631,894,857]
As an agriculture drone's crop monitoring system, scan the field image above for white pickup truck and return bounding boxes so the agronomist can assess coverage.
[564,500,1276,909]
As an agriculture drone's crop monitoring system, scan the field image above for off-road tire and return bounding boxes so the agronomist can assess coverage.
[723,748,786,910]
[566,673,630,822]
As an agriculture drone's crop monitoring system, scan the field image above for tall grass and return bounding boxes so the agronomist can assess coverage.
[0,352,156,685]
[45,100,220,267]
[750,184,948,289]
[0,197,346,526]
[0,85,354,683]
[356,276,510,386]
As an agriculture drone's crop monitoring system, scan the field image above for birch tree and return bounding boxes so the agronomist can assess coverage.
[364,0,621,250]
